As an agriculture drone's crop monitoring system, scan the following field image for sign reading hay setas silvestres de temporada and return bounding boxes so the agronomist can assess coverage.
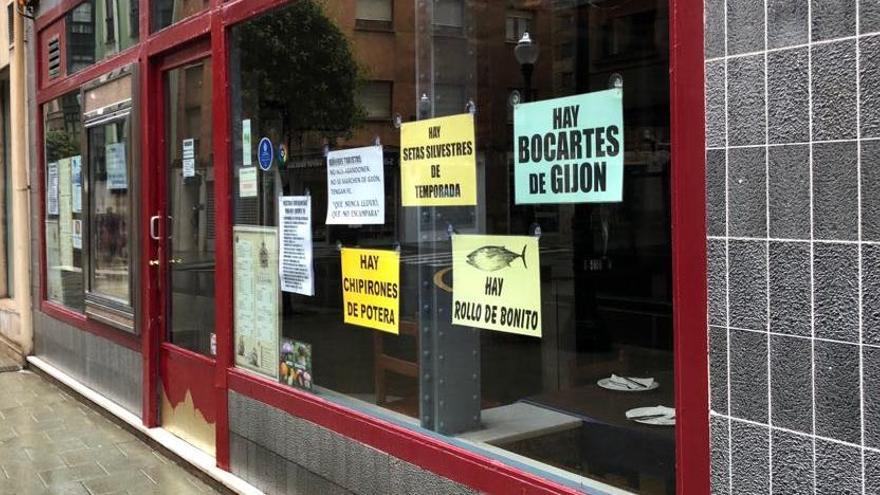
[400,113,477,207]
[514,89,624,204]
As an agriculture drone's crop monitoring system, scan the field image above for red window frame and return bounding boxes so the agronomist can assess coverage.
[34,0,708,493]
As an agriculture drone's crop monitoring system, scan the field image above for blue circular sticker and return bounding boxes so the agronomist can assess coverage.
[258,137,274,171]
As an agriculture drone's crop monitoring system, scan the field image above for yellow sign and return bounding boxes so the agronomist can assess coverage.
[451,234,542,337]
[400,113,477,206]
[341,248,400,334]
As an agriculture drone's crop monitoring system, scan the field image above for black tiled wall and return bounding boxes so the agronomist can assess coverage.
[705,1,880,493]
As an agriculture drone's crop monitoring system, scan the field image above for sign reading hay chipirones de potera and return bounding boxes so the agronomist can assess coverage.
[400,113,477,207]
[340,248,400,334]
[451,234,542,337]
[514,88,624,204]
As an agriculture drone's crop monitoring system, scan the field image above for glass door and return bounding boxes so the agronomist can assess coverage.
[154,53,218,457]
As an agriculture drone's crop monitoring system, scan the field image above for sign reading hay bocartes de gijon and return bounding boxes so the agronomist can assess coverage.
[451,234,542,337]
[400,113,477,206]
[340,248,400,334]
[514,89,624,204]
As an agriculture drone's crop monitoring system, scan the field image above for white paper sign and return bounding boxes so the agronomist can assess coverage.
[279,196,315,296]
[326,145,385,225]
[47,161,59,216]
[71,155,82,213]
[242,119,252,166]
[182,138,195,178]
[105,142,127,190]
[72,219,82,249]
[239,166,257,198]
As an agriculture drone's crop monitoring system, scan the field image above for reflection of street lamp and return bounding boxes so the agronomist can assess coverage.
[515,32,539,102]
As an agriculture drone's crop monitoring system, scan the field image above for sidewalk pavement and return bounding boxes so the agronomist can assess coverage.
[0,370,222,495]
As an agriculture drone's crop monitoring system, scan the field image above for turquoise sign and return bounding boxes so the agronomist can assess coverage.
[514,89,624,204]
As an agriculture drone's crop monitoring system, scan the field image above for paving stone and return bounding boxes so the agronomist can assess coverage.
[0,371,221,495]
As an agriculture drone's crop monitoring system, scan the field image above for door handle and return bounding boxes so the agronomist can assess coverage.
[149,259,160,266]
[170,257,183,264]
[150,215,161,240]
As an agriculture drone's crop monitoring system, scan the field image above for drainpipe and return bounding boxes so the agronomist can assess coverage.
[11,7,32,355]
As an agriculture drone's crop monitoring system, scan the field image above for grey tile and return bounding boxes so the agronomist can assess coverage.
[768,0,809,49]
[815,440,861,495]
[728,240,767,330]
[709,239,728,327]
[710,327,729,415]
[815,341,861,444]
[707,61,727,148]
[771,430,814,495]
[862,141,880,241]
[865,450,880,494]
[769,242,811,336]
[768,145,810,239]
[728,147,767,237]
[811,0,856,41]
[707,149,726,237]
[861,36,880,138]
[768,48,809,144]
[730,329,768,423]
[812,40,857,141]
[864,347,880,449]
[730,421,769,495]
[727,0,765,55]
[814,243,859,342]
[864,0,880,34]
[705,0,725,59]
[813,141,858,241]
[864,245,880,345]
[728,56,767,146]
[710,416,730,495]
[770,334,813,433]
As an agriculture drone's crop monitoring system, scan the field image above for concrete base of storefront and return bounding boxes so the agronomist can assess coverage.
[27,355,263,495]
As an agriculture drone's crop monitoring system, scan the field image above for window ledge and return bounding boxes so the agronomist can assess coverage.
[354,19,394,33]
[0,298,17,313]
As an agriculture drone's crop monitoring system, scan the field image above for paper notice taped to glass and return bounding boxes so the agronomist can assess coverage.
[239,166,257,198]
[182,138,195,178]
[278,196,315,296]
[326,145,385,225]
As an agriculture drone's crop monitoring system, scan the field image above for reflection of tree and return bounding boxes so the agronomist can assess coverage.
[239,0,364,148]
[45,130,80,162]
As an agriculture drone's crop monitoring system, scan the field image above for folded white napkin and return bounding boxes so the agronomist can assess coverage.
[625,405,675,420]
[609,374,655,389]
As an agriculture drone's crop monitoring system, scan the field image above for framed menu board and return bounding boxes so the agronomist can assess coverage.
[233,226,280,379]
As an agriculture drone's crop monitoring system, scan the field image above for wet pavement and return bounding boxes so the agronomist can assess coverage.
[0,370,222,494]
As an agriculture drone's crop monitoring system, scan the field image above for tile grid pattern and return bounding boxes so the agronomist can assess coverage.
[706,0,880,493]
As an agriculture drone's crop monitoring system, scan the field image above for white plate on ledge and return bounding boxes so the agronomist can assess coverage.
[598,376,659,392]
[626,406,675,426]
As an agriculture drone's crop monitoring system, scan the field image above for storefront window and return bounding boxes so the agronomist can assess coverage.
[44,92,85,311]
[66,0,139,75]
[87,117,131,303]
[151,0,208,33]
[230,1,672,493]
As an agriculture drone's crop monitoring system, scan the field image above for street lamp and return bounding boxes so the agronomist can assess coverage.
[514,32,539,102]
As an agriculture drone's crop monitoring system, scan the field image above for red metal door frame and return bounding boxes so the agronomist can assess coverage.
[143,39,221,455]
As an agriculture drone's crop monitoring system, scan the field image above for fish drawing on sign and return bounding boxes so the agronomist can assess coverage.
[466,245,527,272]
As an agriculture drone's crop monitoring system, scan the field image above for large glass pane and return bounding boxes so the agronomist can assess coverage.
[44,93,85,311]
[151,0,208,33]
[66,0,139,75]
[165,60,215,355]
[88,118,131,303]
[229,1,673,492]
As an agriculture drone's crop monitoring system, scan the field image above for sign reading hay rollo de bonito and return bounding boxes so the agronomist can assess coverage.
[340,248,400,334]
[400,113,477,206]
[451,234,542,337]
[514,89,624,204]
